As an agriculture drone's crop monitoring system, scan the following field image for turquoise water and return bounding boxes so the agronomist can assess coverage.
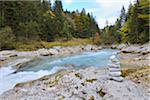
[0,49,118,94]
[19,49,118,72]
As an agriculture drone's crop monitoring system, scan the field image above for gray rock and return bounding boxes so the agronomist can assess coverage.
[48,48,59,55]
[38,49,50,56]
[110,76,123,82]
[109,72,121,77]
[52,46,61,51]
[136,44,150,54]
[97,46,102,50]
[108,63,120,68]
[0,50,17,58]
[17,51,39,57]
[84,45,93,51]
[121,45,138,53]
[108,55,123,82]
[0,57,6,61]
[108,67,121,72]
[111,45,117,49]
[117,44,126,50]
[0,67,148,100]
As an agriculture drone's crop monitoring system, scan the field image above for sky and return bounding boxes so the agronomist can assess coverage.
[51,0,136,29]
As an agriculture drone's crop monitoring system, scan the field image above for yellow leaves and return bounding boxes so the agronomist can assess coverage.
[138,0,149,9]
[43,10,56,18]
[49,11,56,17]
[62,12,66,17]
[93,32,100,45]
[121,21,129,33]
[138,14,149,20]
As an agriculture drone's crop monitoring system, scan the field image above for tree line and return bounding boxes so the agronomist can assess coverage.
[0,0,100,49]
[100,0,149,44]
[0,0,149,50]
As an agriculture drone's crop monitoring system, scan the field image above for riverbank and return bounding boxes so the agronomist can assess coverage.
[0,44,102,68]
[2,39,93,51]
[0,43,149,99]
[117,43,150,67]
[0,67,149,100]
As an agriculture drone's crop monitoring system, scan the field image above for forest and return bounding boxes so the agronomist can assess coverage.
[101,0,149,44]
[0,0,149,50]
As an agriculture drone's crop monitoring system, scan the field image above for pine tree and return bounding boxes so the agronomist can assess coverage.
[128,1,140,43]
[53,0,63,16]
[120,6,126,27]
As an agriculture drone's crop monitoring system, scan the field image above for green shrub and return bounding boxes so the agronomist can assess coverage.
[0,26,15,50]
[17,21,41,42]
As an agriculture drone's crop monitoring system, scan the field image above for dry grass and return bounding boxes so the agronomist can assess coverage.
[121,66,150,87]
[15,39,93,51]
[121,66,149,77]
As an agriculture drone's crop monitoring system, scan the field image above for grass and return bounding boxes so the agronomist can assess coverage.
[41,38,93,48]
[15,38,93,51]
[121,66,149,77]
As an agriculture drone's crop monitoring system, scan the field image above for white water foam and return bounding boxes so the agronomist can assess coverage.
[45,49,118,66]
[0,67,16,79]
[0,49,118,95]
[0,66,66,95]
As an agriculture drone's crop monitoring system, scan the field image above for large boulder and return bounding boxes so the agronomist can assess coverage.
[17,51,39,57]
[121,44,150,54]
[97,46,103,50]
[48,48,59,55]
[84,45,93,51]
[136,44,150,54]
[37,49,50,56]
[0,50,17,58]
[91,45,99,51]
[0,57,6,61]
[117,44,126,50]
[121,45,138,53]
[52,46,61,52]
[111,45,117,49]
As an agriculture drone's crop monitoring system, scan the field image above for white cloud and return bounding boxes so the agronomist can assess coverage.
[64,0,72,5]
[95,0,135,14]
[51,0,55,5]
[50,0,73,6]
[86,8,98,13]
[51,0,136,28]
[97,17,118,29]
[95,0,135,28]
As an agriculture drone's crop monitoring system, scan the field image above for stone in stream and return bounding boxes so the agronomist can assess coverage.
[108,55,123,82]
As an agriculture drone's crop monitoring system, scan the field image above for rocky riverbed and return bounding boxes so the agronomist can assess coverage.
[0,67,149,100]
[0,44,149,100]
[0,43,149,68]
[0,45,102,69]
[0,45,102,61]
[112,43,150,67]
